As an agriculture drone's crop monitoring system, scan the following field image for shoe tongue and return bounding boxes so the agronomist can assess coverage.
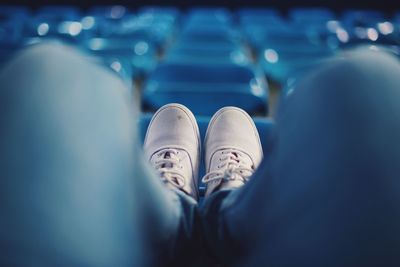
[161,151,173,168]
[230,151,254,168]
[226,151,242,168]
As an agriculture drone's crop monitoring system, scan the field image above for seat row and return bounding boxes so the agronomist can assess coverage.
[1,6,399,117]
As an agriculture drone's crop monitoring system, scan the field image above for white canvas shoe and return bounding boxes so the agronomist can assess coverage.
[202,107,263,197]
[144,103,201,200]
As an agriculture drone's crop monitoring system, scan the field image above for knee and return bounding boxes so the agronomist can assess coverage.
[283,49,400,121]
[7,42,84,68]
[277,48,400,170]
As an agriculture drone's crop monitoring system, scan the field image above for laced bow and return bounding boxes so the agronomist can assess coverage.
[153,148,185,188]
[202,149,254,184]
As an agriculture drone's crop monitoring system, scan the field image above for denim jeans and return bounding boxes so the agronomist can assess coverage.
[202,49,400,267]
[1,43,399,267]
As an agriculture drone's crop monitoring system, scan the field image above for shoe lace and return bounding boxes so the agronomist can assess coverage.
[202,149,254,185]
[154,148,185,189]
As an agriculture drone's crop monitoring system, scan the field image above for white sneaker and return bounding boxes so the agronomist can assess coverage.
[202,107,263,197]
[144,103,201,200]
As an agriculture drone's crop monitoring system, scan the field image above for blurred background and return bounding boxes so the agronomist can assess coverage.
[1,1,400,192]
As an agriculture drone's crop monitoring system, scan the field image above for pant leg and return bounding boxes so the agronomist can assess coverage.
[0,43,196,267]
[203,49,400,267]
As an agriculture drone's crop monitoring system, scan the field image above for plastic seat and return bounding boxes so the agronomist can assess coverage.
[83,37,156,75]
[164,43,251,66]
[395,12,400,23]
[247,25,327,52]
[24,6,86,44]
[36,6,81,21]
[86,6,133,39]
[238,8,286,44]
[260,45,335,82]
[178,31,239,48]
[138,6,180,18]
[142,63,268,116]
[23,21,88,44]
[0,6,29,20]
[238,8,282,25]
[138,113,275,193]
[335,23,400,49]
[0,18,23,44]
[0,17,23,66]
[92,14,175,49]
[186,7,232,25]
[88,5,131,19]
[342,9,385,27]
[289,7,335,24]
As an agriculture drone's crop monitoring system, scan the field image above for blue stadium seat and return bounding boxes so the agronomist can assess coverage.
[91,13,176,49]
[289,7,335,24]
[24,6,86,44]
[186,7,232,24]
[88,5,131,19]
[260,44,335,82]
[0,18,24,65]
[0,18,23,43]
[23,21,88,44]
[138,113,275,192]
[83,37,156,76]
[395,12,400,23]
[246,25,329,53]
[164,43,251,66]
[341,9,385,27]
[36,6,81,20]
[86,6,133,38]
[238,8,286,45]
[237,8,282,25]
[178,28,239,48]
[138,6,180,18]
[0,6,29,20]
[336,23,400,49]
[142,63,268,116]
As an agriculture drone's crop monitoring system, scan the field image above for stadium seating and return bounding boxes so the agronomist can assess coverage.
[164,43,251,65]
[83,37,157,76]
[142,63,268,115]
[260,44,335,82]
[342,9,385,27]
[1,4,400,135]
[289,7,335,24]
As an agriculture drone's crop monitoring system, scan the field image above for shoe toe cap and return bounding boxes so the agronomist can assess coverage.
[144,104,200,157]
[206,107,263,164]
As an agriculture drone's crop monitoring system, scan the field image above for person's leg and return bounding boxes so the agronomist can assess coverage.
[143,103,205,266]
[200,106,264,265]
[0,43,192,266]
[203,49,400,266]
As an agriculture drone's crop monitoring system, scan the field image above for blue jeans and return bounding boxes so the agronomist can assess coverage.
[0,43,201,267]
[1,43,400,267]
[203,49,400,267]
